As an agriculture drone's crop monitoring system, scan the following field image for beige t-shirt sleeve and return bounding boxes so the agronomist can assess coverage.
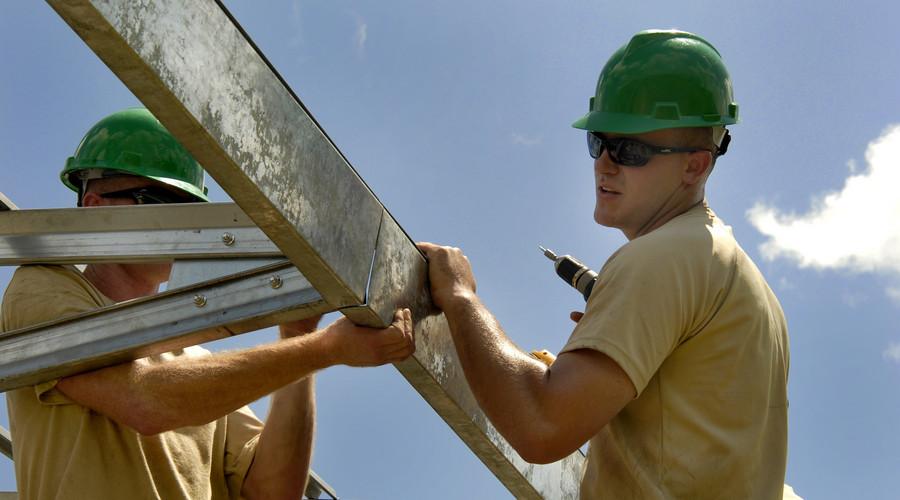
[561,240,698,396]
[1,265,112,405]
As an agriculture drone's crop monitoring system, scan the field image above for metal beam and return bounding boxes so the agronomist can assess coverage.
[0,193,17,212]
[46,1,584,497]
[0,227,280,265]
[0,261,332,392]
[306,470,338,500]
[0,204,281,265]
[0,425,11,460]
[0,203,257,235]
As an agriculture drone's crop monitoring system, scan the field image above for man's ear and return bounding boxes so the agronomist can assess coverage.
[683,151,713,185]
[81,191,103,207]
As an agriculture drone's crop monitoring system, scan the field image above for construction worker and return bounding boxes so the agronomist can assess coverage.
[419,30,789,498]
[1,108,415,499]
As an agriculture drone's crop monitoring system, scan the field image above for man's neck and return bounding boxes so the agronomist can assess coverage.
[627,189,705,240]
[83,263,161,302]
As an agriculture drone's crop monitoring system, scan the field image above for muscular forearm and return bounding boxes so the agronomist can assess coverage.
[58,331,333,434]
[242,376,315,500]
[442,293,554,453]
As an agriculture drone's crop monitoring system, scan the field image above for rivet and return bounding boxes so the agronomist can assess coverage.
[269,275,283,289]
[221,232,236,246]
[193,294,207,307]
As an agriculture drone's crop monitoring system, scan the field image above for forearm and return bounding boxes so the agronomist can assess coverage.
[58,332,333,434]
[442,293,552,451]
[242,376,315,500]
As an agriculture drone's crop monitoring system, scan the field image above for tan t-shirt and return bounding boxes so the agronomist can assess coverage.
[2,265,262,500]
[561,203,789,499]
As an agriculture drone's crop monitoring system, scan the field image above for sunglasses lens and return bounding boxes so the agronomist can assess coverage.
[587,132,604,159]
[614,139,652,166]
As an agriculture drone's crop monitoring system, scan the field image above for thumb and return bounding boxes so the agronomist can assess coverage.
[570,311,584,323]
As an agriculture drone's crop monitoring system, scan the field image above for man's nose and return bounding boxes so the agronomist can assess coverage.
[594,153,619,175]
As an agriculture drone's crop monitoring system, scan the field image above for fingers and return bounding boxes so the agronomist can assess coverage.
[384,308,415,360]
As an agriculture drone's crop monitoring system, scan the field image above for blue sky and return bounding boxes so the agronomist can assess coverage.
[2,1,899,498]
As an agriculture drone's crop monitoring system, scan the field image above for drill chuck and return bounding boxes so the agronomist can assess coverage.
[539,246,598,302]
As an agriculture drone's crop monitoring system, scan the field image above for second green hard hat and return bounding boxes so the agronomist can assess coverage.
[572,30,739,134]
[61,108,209,202]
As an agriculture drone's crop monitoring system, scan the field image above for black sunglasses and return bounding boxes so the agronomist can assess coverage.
[587,132,708,167]
[98,186,197,205]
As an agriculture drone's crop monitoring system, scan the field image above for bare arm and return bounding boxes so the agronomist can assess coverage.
[240,311,413,500]
[418,243,635,463]
[56,309,415,435]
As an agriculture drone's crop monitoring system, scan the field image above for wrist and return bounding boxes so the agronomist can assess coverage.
[442,289,479,316]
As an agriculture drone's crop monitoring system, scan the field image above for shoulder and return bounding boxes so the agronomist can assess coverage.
[609,204,735,275]
[2,265,108,331]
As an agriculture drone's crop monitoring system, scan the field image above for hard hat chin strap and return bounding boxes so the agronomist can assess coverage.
[715,129,731,157]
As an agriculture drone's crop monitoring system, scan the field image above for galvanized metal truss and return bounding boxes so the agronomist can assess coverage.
[0,1,586,497]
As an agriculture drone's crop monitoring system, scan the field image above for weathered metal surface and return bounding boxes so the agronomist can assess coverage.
[168,258,285,289]
[0,203,255,235]
[340,210,430,327]
[306,470,339,500]
[0,193,17,212]
[0,227,280,265]
[0,426,11,460]
[47,0,383,308]
[0,262,332,392]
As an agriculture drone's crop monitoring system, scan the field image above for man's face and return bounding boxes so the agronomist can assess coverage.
[592,128,702,239]
[82,176,180,283]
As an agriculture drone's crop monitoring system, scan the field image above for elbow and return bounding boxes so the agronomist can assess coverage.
[125,413,172,436]
[515,439,571,465]
[118,402,184,436]
[509,424,580,465]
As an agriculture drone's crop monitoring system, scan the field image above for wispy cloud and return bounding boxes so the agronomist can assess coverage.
[288,0,304,49]
[887,287,900,304]
[841,291,867,308]
[352,13,367,56]
[883,343,900,363]
[511,133,542,147]
[747,124,900,276]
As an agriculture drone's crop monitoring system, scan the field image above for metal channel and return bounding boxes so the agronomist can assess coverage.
[0,227,280,265]
[0,203,257,235]
[306,470,339,499]
[0,262,332,392]
[0,193,17,212]
[0,426,11,460]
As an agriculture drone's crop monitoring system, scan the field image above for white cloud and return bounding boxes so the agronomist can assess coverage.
[511,133,542,146]
[353,15,367,56]
[747,124,900,275]
[887,287,900,304]
[288,0,304,49]
[841,291,867,308]
[777,276,795,290]
[883,343,900,363]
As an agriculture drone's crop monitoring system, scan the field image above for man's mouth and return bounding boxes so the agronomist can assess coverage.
[599,186,621,195]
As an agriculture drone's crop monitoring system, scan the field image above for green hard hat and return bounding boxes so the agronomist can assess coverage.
[61,108,209,202]
[572,30,739,134]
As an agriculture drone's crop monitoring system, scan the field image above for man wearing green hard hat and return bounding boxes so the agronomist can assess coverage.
[2,108,416,499]
[419,30,789,498]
